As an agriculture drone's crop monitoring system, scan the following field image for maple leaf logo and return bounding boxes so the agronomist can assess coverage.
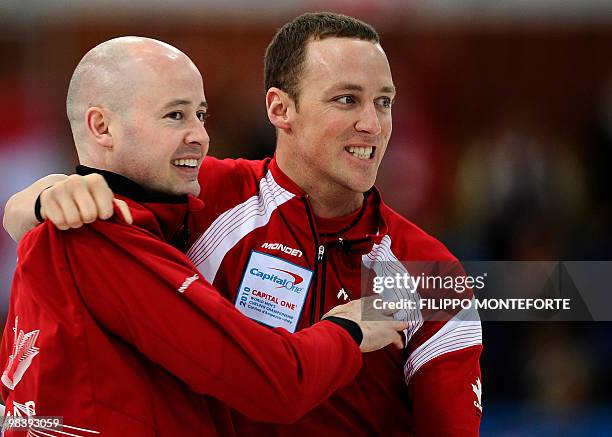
[337,288,349,301]
[1,317,40,390]
[472,377,483,413]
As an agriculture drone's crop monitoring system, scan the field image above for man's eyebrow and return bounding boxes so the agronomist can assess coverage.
[161,99,208,110]
[331,83,363,92]
[329,83,396,94]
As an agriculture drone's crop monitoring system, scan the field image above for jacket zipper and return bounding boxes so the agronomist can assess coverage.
[318,244,327,320]
[302,197,327,326]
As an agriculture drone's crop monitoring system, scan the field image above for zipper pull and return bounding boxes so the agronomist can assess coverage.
[317,245,325,262]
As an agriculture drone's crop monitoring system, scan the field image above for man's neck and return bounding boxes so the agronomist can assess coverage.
[275,154,363,218]
[306,189,364,219]
[76,165,188,203]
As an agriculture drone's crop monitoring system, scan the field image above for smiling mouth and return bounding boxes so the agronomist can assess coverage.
[345,146,374,160]
[172,158,198,168]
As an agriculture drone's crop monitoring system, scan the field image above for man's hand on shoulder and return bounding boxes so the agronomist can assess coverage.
[39,173,132,230]
[3,173,132,242]
[324,297,408,353]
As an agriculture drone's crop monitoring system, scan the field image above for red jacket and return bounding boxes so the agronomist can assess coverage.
[188,156,483,435]
[0,167,362,436]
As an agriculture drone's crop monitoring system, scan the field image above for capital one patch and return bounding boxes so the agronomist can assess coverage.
[235,251,312,333]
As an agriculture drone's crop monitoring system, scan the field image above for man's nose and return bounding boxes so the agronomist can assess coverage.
[185,117,210,151]
[354,103,382,136]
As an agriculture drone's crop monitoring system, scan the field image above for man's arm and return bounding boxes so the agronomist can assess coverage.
[56,218,405,424]
[406,342,482,436]
[3,173,130,242]
[3,174,67,241]
[403,261,483,435]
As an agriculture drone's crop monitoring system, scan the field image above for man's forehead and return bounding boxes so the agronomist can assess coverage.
[305,37,387,61]
[135,67,206,109]
[303,38,392,85]
[131,54,204,90]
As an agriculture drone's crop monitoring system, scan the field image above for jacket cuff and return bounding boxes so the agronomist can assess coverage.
[322,316,363,346]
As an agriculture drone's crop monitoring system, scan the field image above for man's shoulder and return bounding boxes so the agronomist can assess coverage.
[196,156,273,218]
[16,219,125,271]
[20,211,161,252]
[379,202,457,262]
[199,156,270,183]
[18,220,61,261]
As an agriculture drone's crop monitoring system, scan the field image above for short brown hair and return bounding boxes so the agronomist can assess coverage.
[264,12,380,105]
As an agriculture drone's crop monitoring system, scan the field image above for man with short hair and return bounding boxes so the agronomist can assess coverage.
[4,12,483,435]
[0,35,407,436]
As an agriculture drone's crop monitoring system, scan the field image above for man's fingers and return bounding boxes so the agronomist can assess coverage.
[55,190,85,229]
[113,199,133,224]
[389,322,408,349]
[70,179,99,224]
[37,173,121,229]
[316,299,408,352]
[39,174,91,229]
[87,174,114,220]
[75,193,98,224]
[62,174,96,228]
[357,319,411,353]
[394,321,409,332]
[40,197,69,230]
[391,332,404,349]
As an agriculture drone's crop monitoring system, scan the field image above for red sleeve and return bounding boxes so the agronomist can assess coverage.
[63,220,362,424]
[403,260,483,435]
[407,345,483,436]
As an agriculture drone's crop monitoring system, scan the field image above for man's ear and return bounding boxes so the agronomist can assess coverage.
[266,87,294,131]
[85,106,113,149]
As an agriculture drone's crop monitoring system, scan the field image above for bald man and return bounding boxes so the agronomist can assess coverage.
[0,37,406,436]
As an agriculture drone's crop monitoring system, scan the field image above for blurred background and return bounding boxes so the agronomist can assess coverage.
[1,0,611,435]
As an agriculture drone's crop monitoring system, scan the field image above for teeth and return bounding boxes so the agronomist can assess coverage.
[172,159,198,168]
[346,146,373,160]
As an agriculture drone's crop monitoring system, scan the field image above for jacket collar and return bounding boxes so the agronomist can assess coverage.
[268,156,308,196]
[76,166,204,250]
[77,165,190,204]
